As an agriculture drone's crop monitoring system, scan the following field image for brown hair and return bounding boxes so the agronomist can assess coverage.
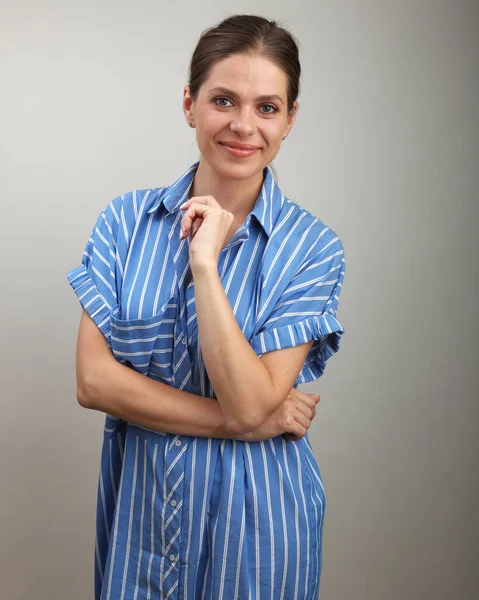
[188,14,301,115]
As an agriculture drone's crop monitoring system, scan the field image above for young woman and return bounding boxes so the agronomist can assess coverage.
[67,14,346,600]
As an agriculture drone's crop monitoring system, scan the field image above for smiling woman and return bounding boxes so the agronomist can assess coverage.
[183,51,297,198]
[66,13,346,600]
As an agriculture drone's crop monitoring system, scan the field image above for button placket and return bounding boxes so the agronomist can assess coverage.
[160,434,188,600]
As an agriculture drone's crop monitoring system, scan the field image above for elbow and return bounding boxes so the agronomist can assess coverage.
[77,385,92,409]
[223,391,281,435]
[225,411,270,436]
[76,374,95,409]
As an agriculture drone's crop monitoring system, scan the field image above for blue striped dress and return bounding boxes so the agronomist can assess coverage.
[66,160,346,600]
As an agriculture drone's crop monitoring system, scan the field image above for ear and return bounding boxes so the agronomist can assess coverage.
[183,85,195,124]
[284,99,299,138]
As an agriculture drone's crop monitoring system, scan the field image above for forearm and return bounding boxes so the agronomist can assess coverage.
[79,354,255,441]
[192,263,281,434]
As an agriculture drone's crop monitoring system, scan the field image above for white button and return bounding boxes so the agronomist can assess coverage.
[169,554,176,561]
[182,337,186,345]
[175,440,181,447]
[171,499,177,506]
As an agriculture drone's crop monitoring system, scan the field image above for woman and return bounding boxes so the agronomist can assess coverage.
[67,14,346,600]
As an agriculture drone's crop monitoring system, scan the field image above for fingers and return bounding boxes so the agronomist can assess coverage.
[180,195,218,210]
[294,388,320,405]
[294,391,319,417]
[294,411,312,430]
[290,387,319,402]
[180,204,210,238]
[191,217,203,239]
[179,198,233,240]
[295,400,313,420]
[282,390,320,442]
[290,389,320,425]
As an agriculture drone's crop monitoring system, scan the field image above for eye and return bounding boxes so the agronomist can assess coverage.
[212,97,278,114]
[213,97,233,107]
[260,104,278,114]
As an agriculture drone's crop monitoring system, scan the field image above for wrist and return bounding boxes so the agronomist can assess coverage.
[190,259,218,277]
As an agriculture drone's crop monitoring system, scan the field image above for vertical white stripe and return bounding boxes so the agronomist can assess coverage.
[104,434,130,600]
[133,440,148,600]
[260,442,275,600]
[95,533,104,586]
[108,438,117,502]
[269,439,288,600]
[218,441,237,600]
[99,466,110,541]
[120,436,140,600]
[234,499,246,600]
[121,189,152,305]
[193,439,212,594]
[183,437,197,598]
[281,441,300,600]
[117,431,124,462]
[233,233,263,315]
[125,212,154,319]
[294,443,312,598]
[244,443,261,600]
[138,215,167,318]
[146,444,159,600]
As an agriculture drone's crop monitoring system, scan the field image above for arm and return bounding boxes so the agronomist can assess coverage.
[76,309,254,441]
[192,263,314,435]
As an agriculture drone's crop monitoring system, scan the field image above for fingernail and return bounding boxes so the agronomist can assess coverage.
[180,202,187,209]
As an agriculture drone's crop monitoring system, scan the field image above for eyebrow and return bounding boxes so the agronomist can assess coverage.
[207,86,284,105]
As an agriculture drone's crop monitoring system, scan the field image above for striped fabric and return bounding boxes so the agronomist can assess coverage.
[66,160,346,600]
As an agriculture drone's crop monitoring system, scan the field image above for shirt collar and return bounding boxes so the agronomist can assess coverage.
[147,160,283,238]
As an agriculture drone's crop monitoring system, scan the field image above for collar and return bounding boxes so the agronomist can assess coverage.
[147,160,283,238]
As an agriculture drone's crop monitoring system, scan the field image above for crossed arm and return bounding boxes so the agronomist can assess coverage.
[76,264,313,438]
[77,308,249,440]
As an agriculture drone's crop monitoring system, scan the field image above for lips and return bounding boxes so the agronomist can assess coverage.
[218,142,260,158]
[219,142,259,151]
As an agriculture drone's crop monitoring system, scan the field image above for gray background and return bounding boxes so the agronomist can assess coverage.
[2,0,478,598]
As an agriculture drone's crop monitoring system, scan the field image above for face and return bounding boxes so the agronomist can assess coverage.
[183,53,298,180]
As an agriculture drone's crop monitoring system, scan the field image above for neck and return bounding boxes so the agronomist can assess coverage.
[188,157,265,222]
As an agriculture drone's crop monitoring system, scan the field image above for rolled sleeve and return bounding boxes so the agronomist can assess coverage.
[66,196,123,347]
[251,235,346,384]
[66,265,116,344]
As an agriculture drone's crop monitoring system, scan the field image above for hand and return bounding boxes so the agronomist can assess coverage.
[179,195,234,268]
[249,388,320,442]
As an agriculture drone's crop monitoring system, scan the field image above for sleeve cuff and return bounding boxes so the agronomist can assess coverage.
[66,265,115,345]
[250,313,345,383]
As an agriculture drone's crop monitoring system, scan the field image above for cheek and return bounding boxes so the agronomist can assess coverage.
[259,130,282,152]
[199,111,226,134]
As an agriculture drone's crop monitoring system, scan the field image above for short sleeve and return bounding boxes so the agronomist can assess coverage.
[66,196,124,348]
[251,234,346,384]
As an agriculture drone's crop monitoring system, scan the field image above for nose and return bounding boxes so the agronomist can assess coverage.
[229,107,256,137]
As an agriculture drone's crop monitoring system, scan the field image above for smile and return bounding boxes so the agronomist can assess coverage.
[218,143,259,158]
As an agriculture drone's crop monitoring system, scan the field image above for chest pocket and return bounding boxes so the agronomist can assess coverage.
[109,296,180,384]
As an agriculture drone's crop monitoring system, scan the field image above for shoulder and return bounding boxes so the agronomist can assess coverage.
[274,196,345,265]
[106,187,165,220]
[98,186,166,238]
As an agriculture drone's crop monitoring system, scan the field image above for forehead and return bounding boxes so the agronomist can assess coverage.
[200,54,288,98]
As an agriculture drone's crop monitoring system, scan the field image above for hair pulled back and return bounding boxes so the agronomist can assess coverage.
[188,14,301,114]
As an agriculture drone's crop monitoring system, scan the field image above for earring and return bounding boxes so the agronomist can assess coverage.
[188,121,194,127]
[282,136,287,140]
